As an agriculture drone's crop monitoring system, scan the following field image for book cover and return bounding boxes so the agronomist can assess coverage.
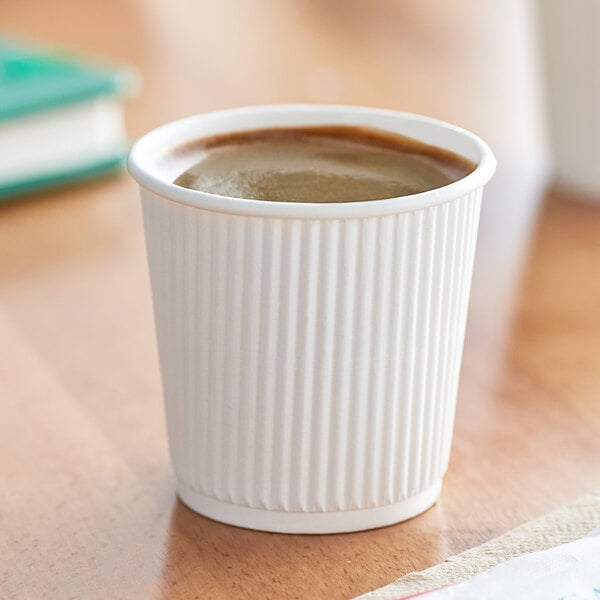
[0,38,135,199]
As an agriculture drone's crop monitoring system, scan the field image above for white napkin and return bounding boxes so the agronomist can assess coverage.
[406,525,600,599]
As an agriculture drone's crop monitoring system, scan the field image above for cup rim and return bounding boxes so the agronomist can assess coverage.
[128,104,496,219]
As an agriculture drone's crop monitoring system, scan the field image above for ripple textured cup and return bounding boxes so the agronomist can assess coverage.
[128,105,496,533]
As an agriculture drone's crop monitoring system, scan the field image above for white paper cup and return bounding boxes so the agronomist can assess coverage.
[128,105,495,533]
[537,0,600,199]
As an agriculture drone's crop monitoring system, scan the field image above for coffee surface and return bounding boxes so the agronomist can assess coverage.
[173,126,476,203]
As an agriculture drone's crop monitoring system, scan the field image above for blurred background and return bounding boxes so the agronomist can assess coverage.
[1,0,548,164]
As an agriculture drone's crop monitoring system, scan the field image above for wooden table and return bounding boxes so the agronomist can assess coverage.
[2,1,599,598]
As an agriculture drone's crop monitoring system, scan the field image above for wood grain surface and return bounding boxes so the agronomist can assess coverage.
[1,1,599,599]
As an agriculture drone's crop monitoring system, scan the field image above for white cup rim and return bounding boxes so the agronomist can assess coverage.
[128,104,496,219]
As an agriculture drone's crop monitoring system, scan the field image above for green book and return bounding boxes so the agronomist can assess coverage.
[0,38,135,200]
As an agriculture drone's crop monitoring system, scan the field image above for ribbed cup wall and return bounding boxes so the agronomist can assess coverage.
[141,189,482,513]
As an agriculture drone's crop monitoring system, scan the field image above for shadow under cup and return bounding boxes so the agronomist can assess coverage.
[128,105,496,534]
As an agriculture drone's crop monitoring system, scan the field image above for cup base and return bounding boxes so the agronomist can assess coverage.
[176,480,442,534]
